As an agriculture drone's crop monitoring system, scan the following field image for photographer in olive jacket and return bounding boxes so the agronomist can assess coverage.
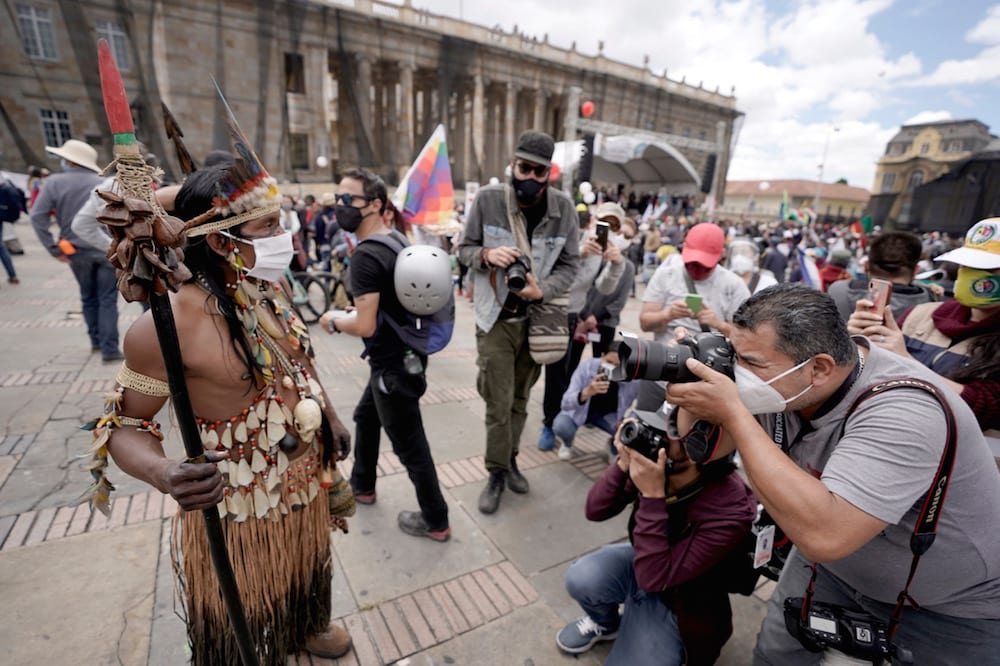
[458,129,579,515]
[666,284,1000,664]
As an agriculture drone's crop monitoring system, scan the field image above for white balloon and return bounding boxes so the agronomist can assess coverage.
[315,155,329,168]
[583,191,596,204]
[579,181,593,194]
[488,177,500,185]
[758,181,770,191]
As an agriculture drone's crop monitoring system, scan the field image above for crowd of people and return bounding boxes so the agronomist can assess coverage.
[5,117,998,665]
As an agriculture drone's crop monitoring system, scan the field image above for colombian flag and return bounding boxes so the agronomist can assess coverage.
[394,124,454,225]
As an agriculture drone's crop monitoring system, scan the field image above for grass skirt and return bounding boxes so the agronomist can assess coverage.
[171,479,332,665]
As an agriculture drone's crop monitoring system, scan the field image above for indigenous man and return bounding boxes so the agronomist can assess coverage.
[87,131,354,662]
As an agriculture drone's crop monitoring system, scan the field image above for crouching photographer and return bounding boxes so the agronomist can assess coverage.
[666,283,1000,665]
[557,408,756,665]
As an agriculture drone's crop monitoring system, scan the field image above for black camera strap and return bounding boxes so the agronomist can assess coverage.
[797,376,958,642]
[682,271,711,333]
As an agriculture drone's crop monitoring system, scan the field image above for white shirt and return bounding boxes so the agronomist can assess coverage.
[642,262,751,341]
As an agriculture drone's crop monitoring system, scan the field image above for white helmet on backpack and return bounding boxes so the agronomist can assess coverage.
[394,244,452,315]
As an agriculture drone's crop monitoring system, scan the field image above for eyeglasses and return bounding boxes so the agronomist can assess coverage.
[514,161,550,178]
[335,193,374,207]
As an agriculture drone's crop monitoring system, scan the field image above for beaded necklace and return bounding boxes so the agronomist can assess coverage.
[188,244,326,521]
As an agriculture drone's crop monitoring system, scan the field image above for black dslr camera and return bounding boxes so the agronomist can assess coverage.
[610,332,735,384]
[506,255,532,291]
[783,598,912,664]
[618,410,677,463]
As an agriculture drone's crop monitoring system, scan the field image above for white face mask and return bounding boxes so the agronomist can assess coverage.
[220,230,294,283]
[610,232,631,251]
[734,358,814,415]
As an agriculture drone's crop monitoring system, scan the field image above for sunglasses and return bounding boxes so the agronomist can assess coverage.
[515,161,550,178]
[335,193,374,206]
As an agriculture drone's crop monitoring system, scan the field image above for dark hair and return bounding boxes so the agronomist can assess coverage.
[732,283,856,365]
[868,231,922,279]
[174,166,258,387]
[340,167,387,214]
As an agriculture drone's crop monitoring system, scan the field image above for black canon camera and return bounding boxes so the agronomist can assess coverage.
[783,598,912,664]
[506,255,532,291]
[618,410,677,463]
[610,332,735,384]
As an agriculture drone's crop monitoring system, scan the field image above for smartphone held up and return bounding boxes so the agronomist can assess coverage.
[867,279,893,322]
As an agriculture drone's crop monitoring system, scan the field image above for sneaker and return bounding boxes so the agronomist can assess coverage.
[537,426,556,451]
[397,510,451,542]
[556,615,618,654]
[558,444,574,461]
[305,623,353,658]
[354,490,377,505]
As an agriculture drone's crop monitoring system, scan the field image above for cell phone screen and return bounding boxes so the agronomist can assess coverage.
[595,222,609,250]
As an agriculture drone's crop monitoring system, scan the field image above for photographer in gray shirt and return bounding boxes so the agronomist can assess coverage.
[668,284,1000,665]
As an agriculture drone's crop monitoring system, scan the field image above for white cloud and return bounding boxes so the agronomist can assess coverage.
[397,0,942,187]
[967,4,1000,44]
[903,110,953,124]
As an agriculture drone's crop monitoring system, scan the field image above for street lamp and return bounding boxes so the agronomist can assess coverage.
[814,126,840,220]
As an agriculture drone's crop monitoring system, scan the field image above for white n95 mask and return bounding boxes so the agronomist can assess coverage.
[221,230,294,283]
[734,359,813,415]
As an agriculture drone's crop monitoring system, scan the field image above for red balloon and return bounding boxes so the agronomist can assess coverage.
[549,162,561,182]
[581,101,595,118]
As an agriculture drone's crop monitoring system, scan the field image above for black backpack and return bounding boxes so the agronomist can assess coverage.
[0,180,25,223]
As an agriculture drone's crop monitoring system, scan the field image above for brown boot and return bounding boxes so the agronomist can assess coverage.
[305,623,352,659]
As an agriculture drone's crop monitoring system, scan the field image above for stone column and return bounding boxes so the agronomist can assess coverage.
[373,72,384,163]
[454,85,467,184]
[355,53,376,166]
[471,74,485,182]
[533,89,546,131]
[399,61,415,164]
[385,74,398,168]
[504,81,516,157]
[422,82,433,140]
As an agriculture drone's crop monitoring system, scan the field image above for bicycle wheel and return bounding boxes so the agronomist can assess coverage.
[329,277,353,309]
[292,272,331,323]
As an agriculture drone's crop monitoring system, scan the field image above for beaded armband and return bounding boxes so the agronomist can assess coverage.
[116,363,171,397]
[82,386,163,516]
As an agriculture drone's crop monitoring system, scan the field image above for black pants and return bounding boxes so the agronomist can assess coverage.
[350,365,449,530]
[542,318,616,428]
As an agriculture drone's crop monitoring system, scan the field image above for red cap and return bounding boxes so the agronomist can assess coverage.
[682,223,725,268]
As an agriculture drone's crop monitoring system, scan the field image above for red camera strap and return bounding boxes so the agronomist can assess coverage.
[800,376,957,642]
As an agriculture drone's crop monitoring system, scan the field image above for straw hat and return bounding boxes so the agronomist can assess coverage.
[45,139,101,173]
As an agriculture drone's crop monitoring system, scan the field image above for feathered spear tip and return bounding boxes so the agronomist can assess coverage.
[98,39,139,157]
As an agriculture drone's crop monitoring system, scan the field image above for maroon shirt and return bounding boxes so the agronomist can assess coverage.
[586,463,756,665]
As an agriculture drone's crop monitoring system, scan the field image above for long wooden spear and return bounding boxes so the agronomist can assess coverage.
[96,39,259,666]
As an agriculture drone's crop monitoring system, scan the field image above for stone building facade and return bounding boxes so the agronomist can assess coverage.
[868,119,993,228]
[2,0,741,196]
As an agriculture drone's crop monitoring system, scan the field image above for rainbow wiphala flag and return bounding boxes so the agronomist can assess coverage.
[394,124,454,226]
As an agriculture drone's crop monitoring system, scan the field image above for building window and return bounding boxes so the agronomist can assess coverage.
[946,140,962,153]
[17,4,57,60]
[906,170,924,193]
[289,132,309,170]
[880,172,896,193]
[664,122,673,133]
[682,128,691,138]
[95,20,129,71]
[40,109,72,147]
[698,129,707,140]
[919,143,929,155]
[285,53,305,94]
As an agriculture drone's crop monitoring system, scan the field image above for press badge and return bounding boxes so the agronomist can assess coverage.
[753,524,775,569]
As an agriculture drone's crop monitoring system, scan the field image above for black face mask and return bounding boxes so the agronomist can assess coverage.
[335,204,365,232]
[512,176,546,204]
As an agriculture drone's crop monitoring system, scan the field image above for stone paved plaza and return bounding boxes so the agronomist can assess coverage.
[0,222,768,665]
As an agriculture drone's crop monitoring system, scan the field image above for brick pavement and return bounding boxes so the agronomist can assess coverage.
[0,224,767,665]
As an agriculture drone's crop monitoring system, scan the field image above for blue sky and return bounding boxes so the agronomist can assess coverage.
[401,0,1000,190]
